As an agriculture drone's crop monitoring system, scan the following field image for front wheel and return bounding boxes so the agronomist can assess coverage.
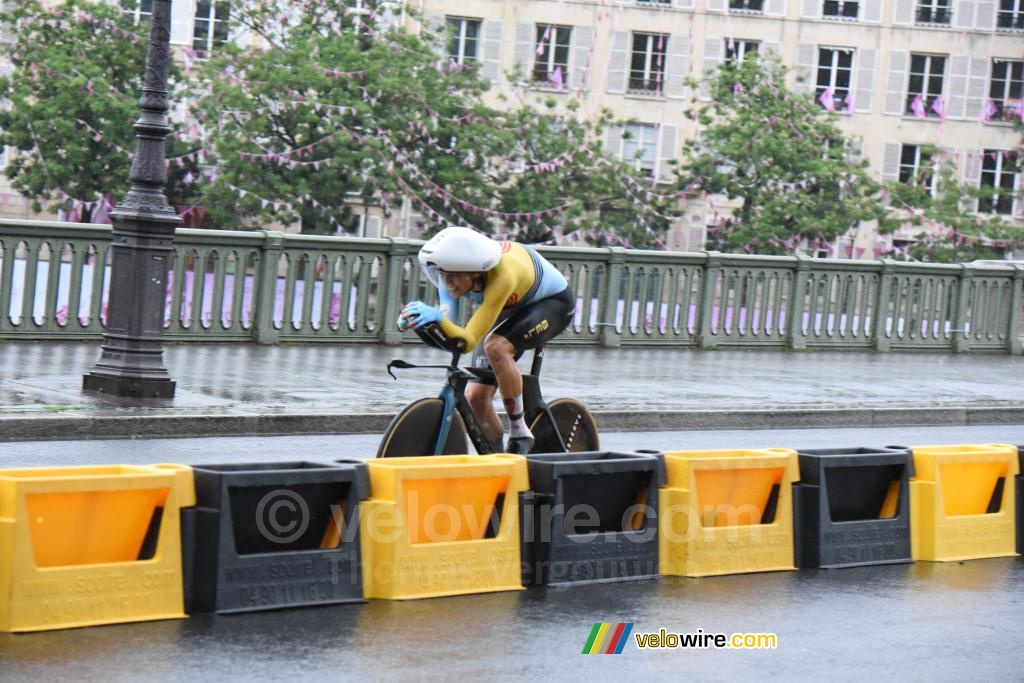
[377,397,468,457]
[529,398,600,454]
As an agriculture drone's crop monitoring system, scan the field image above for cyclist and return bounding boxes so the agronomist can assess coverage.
[397,226,574,454]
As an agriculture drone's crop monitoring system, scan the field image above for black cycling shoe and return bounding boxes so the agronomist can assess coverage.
[507,435,534,455]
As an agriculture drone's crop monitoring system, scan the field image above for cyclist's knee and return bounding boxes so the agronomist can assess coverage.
[484,334,515,365]
[466,383,495,414]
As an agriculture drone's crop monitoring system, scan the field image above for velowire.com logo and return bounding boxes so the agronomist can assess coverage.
[582,622,634,655]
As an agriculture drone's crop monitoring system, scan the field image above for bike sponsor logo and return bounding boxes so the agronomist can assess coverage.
[564,410,583,450]
[523,318,549,340]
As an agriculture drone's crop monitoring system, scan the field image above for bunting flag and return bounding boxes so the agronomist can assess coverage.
[982,98,998,122]
[930,96,945,120]
[844,91,855,113]
[911,94,927,119]
[550,66,564,91]
[818,87,836,112]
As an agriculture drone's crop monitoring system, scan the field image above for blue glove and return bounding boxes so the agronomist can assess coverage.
[401,301,442,330]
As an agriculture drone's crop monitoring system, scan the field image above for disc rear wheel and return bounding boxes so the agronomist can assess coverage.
[529,398,600,454]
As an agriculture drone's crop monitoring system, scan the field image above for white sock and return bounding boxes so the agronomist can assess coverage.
[504,394,532,439]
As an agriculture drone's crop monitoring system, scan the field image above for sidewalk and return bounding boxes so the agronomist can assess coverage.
[0,341,1021,440]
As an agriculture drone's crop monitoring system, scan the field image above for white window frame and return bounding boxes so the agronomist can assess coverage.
[822,0,860,19]
[621,123,659,177]
[192,1,230,54]
[990,59,1023,122]
[729,0,765,12]
[996,0,1024,31]
[121,0,152,25]
[816,47,854,109]
[628,32,668,95]
[915,0,951,24]
[979,150,1018,215]
[898,144,936,192]
[906,53,946,117]
[533,24,572,83]
[446,17,481,65]
[725,39,760,64]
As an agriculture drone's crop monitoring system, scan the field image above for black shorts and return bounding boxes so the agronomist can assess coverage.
[471,287,575,369]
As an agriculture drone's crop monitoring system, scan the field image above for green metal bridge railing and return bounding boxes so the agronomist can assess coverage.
[1,219,1021,353]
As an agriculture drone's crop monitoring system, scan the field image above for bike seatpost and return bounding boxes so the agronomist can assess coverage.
[529,345,545,376]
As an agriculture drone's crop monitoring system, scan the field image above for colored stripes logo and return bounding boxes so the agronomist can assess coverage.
[582,622,634,655]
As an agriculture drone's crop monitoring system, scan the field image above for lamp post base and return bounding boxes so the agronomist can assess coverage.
[82,373,176,399]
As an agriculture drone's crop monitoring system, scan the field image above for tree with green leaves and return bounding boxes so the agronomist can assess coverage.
[0,0,200,222]
[675,55,893,255]
[196,3,677,245]
[886,146,1022,262]
[194,1,503,234]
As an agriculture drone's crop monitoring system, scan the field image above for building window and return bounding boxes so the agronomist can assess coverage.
[898,145,935,189]
[816,48,853,109]
[729,0,765,11]
[622,123,658,177]
[916,0,951,24]
[997,0,1024,30]
[979,151,1018,214]
[638,0,672,4]
[823,0,859,18]
[724,39,759,64]
[120,0,152,24]
[724,0,765,11]
[533,25,571,84]
[446,17,481,65]
[628,33,667,95]
[990,59,1024,121]
[192,1,230,53]
[906,54,946,117]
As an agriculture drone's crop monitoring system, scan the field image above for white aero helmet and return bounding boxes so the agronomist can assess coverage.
[418,226,502,287]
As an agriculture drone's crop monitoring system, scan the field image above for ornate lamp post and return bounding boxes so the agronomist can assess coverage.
[82,0,178,399]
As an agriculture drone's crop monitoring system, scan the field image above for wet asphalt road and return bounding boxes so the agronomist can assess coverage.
[2,426,1023,680]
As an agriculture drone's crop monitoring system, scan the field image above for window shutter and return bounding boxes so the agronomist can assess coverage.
[801,0,821,19]
[935,147,957,201]
[513,22,534,77]
[1012,171,1024,219]
[974,0,996,28]
[855,48,876,113]
[607,31,629,94]
[708,0,727,11]
[699,38,725,101]
[423,13,446,60]
[761,42,783,58]
[947,56,970,119]
[170,0,192,45]
[665,35,690,99]
[892,0,914,23]
[795,43,816,96]
[658,124,678,183]
[765,0,787,15]
[606,126,624,159]
[962,149,982,213]
[363,215,383,239]
[884,50,909,116]
[955,0,976,28]
[673,0,696,9]
[481,20,503,83]
[863,0,883,22]
[571,27,594,92]
[882,143,901,183]
[965,57,989,121]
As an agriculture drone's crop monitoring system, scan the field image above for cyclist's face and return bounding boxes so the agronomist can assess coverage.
[440,271,476,298]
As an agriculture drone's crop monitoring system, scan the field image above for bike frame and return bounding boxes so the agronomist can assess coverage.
[429,348,565,456]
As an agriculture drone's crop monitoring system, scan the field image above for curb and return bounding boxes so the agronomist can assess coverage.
[2,406,1022,441]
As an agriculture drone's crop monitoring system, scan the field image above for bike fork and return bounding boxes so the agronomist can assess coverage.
[432,385,459,455]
